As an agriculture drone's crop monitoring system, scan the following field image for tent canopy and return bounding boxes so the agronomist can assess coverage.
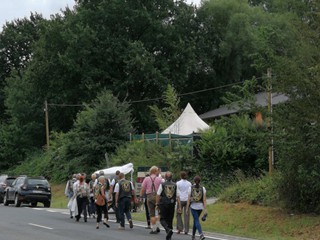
[94,163,134,178]
[161,103,210,135]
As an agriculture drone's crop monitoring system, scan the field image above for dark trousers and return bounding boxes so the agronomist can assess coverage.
[96,203,108,223]
[119,197,132,227]
[159,203,175,233]
[76,196,88,221]
[145,199,150,226]
[113,192,120,222]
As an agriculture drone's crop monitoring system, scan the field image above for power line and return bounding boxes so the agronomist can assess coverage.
[47,103,83,107]
[46,79,259,106]
[130,80,247,103]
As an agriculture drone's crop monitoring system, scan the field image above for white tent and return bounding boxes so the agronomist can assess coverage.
[161,103,210,135]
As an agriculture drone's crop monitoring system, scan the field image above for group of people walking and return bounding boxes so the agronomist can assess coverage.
[65,166,207,240]
[140,166,207,240]
[65,170,137,230]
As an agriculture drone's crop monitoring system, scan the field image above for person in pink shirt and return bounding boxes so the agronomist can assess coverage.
[140,166,163,234]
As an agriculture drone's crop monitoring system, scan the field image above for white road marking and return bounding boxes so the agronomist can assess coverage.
[47,210,58,212]
[28,223,53,230]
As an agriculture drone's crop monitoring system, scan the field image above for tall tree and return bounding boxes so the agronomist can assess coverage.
[0,13,44,119]
[47,90,134,180]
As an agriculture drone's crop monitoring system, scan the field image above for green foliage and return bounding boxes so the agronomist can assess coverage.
[195,114,269,176]
[23,90,135,182]
[149,84,181,130]
[111,140,193,180]
[9,150,52,179]
[219,171,280,206]
[269,1,320,213]
[0,13,44,119]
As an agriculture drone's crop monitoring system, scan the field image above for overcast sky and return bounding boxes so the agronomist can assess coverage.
[0,0,201,30]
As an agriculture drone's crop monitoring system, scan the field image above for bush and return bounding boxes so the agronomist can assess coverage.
[9,150,52,180]
[219,171,280,206]
[195,115,269,180]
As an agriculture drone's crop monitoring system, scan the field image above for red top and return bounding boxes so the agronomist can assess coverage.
[141,174,162,194]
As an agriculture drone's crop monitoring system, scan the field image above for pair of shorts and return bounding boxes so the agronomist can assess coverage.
[147,192,157,217]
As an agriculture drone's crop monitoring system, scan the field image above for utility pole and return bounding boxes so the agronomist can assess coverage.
[267,68,274,175]
[44,100,50,149]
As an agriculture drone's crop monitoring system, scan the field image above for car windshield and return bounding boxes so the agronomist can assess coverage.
[6,179,15,185]
[27,179,49,186]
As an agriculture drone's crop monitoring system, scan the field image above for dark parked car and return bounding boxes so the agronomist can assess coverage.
[3,176,51,208]
[0,175,16,203]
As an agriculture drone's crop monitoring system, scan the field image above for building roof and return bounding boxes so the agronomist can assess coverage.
[199,92,288,120]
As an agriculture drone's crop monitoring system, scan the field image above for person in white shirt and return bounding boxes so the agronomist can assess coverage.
[176,171,192,234]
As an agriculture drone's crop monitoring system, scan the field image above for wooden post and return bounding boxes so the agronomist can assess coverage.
[267,68,273,175]
[156,131,159,144]
[44,100,50,149]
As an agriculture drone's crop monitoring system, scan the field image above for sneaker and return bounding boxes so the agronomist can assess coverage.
[129,220,133,229]
[191,235,196,240]
[118,226,125,230]
[200,234,206,240]
[149,230,157,234]
[156,227,160,233]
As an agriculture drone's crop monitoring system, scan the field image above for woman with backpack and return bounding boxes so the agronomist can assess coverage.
[94,175,110,229]
[186,176,207,240]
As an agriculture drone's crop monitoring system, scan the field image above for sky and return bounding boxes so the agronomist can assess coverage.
[0,0,201,30]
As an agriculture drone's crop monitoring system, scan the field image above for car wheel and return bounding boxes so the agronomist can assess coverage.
[14,194,21,207]
[31,202,37,207]
[3,193,9,206]
[44,201,50,208]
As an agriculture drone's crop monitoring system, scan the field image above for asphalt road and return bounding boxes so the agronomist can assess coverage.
[0,203,255,240]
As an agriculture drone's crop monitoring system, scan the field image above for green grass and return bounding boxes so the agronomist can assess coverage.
[51,184,69,209]
[131,202,320,240]
[52,184,320,239]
